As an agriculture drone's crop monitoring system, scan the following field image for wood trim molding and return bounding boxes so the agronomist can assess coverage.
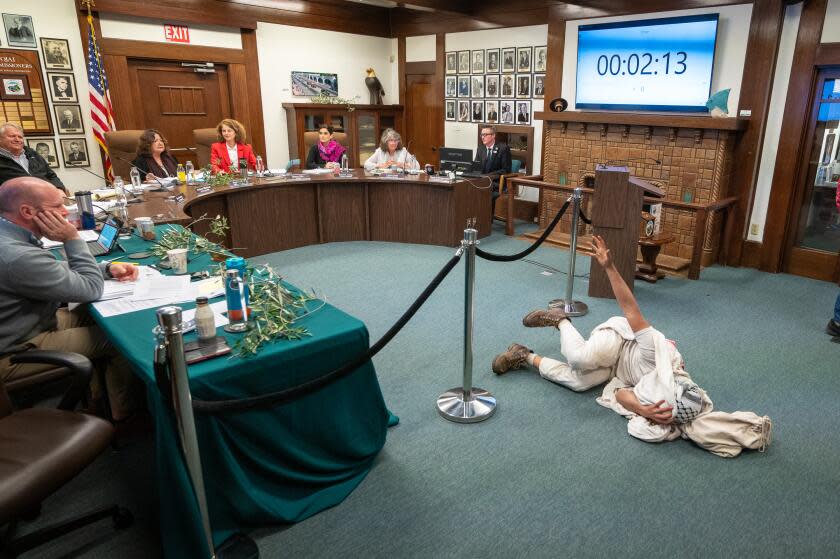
[760,0,827,273]
[435,33,445,152]
[534,111,748,130]
[406,61,436,74]
[726,0,787,267]
[100,38,246,64]
[398,36,406,106]
[241,29,266,160]
[740,239,763,269]
[815,41,840,65]
[544,9,565,106]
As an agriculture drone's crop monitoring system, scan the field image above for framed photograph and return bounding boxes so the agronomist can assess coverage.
[0,75,31,101]
[485,100,499,124]
[471,50,485,74]
[47,72,78,103]
[60,138,90,167]
[457,51,470,74]
[290,71,337,97]
[501,48,516,73]
[54,105,84,134]
[516,74,531,99]
[471,75,484,98]
[3,14,35,48]
[515,100,532,125]
[486,48,500,73]
[445,76,457,98]
[499,100,515,124]
[457,76,470,98]
[485,75,500,98]
[41,38,72,70]
[500,74,515,98]
[534,46,547,73]
[457,99,471,122]
[26,138,59,168]
[471,100,484,123]
[533,73,545,98]
[517,47,532,73]
[445,99,456,121]
[445,52,457,75]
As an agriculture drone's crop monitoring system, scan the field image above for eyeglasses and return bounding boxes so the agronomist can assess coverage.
[480,133,494,137]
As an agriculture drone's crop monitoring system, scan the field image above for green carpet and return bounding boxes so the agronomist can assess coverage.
[22,222,840,558]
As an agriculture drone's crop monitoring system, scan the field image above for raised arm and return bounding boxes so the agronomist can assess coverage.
[591,235,649,332]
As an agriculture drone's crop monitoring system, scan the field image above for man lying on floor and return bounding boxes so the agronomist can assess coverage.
[492,235,772,458]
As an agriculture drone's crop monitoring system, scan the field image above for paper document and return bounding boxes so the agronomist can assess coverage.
[193,276,225,299]
[132,274,192,302]
[181,301,229,332]
[41,229,103,249]
[302,168,333,174]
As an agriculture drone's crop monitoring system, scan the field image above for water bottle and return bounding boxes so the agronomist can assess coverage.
[340,152,349,173]
[112,176,129,229]
[224,257,250,322]
[185,161,194,184]
[176,163,186,183]
[255,155,264,177]
[75,191,95,230]
[129,166,141,190]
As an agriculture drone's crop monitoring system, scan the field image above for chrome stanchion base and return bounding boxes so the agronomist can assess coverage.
[436,387,497,423]
[548,299,588,317]
[223,322,251,333]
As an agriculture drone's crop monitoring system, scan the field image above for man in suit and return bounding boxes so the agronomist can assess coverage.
[67,141,86,164]
[0,123,65,192]
[486,104,498,122]
[474,125,512,219]
[52,77,73,100]
[60,109,80,130]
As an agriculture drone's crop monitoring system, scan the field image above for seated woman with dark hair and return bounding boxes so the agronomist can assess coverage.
[132,129,179,181]
[306,124,346,169]
[210,118,256,174]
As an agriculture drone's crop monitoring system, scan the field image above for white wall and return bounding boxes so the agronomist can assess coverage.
[99,14,242,49]
[0,0,106,192]
[562,5,753,113]
[821,0,840,42]
[445,25,547,200]
[257,22,397,168]
[748,3,802,242]
[406,34,435,62]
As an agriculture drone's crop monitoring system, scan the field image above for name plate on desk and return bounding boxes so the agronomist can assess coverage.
[428,176,455,184]
[195,186,212,195]
[287,174,311,181]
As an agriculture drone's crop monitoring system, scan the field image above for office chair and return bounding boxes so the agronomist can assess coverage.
[0,349,132,558]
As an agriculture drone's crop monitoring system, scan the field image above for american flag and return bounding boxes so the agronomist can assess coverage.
[86,14,116,181]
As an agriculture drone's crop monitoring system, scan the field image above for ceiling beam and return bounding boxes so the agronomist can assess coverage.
[397,0,474,16]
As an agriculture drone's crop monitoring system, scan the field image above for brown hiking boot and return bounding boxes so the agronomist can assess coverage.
[492,343,530,375]
[522,308,567,328]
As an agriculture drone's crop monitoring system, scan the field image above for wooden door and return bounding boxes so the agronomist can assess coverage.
[405,73,441,167]
[127,59,231,165]
[784,68,840,284]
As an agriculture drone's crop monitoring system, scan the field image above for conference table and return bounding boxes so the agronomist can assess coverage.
[87,229,397,558]
[128,169,493,257]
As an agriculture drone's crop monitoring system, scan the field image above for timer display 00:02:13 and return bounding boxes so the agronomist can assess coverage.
[595,52,687,76]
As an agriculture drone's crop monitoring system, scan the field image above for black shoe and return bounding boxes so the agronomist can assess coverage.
[827,319,840,337]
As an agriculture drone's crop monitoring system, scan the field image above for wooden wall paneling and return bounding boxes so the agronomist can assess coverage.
[228,64,257,155]
[398,36,406,105]
[760,0,827,273]
[435,33,445,153]
[102,55,137,129]
[241,30,265,160]
[77,0,257,29]
[726,0,786,268]
[368,182,454,245]
[544,8,566,105]
[318,183,367,242]
[99,38,246,64]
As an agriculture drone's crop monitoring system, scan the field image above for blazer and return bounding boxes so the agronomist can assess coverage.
[132,152,179,178]
[210,141,257,174]
[475,142,512,182]
[0,147,65,191]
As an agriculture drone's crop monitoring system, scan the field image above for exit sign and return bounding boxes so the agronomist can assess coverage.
[164,24,190,43]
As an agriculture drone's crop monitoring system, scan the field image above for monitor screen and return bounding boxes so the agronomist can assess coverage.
[97,219,119,252]
[576,14,719,112]
[439,147,473,164]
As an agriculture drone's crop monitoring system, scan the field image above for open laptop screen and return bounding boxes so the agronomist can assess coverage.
[96,219,119,253]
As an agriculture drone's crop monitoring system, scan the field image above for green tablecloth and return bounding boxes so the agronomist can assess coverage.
[89,227,396,558]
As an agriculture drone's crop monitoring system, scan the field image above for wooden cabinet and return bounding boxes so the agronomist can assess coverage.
[283,103,403,168]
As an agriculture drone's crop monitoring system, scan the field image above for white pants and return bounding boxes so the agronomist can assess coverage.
[537,321,622,392]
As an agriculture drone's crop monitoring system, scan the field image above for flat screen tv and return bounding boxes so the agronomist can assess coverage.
[576,14,719,112]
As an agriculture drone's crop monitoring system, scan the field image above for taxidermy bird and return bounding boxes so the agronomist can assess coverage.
[706,89,730,117]
[365,68,385,105]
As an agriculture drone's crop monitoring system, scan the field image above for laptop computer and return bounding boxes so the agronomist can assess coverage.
[53,217,122,257]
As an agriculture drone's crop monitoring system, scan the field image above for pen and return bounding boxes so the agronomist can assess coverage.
[109,262,139,266]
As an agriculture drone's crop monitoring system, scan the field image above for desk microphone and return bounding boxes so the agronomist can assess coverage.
[75,165,143,203]
[111,155,170,192]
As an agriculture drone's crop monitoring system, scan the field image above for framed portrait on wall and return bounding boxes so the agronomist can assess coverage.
[445,99,456,121]
[515,100,532,125]
[457,51,470,74]
[60,138,90,167]
[54,105,84,134]
[471,75,484,98]
[499,100,515,124]
[486,48,500,73]
[516,74,531,99]
[41,38,72,70]
[533,73,545,98]
[501,48,516,73]
[3,14,35,48]
[26,138,60,168]
[485,75,499,98]
[47,72,78,103]
[471,100,484,123]
[457,99,470,122]
[534,46,547,72]
[485,100,499,124]
[471,50,484,74]
[0,75,31,101]
[516,47,532,73]
[445,76,457,98]
[445,52,457,75]
[457,76,470,98]
[500,74,514,98]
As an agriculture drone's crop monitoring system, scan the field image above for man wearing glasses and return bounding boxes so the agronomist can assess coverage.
[475,125,513,219]
[0,123,66,192]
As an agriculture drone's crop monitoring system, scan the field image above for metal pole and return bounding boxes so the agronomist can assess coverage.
[549,187,588,316]
[156,307,217,559]
[437,219,497,423]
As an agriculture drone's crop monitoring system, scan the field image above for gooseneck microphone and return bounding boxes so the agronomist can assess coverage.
[111,154,169,191]
[75,165,142,203]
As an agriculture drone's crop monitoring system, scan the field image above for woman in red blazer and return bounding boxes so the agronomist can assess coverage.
[210,118,257,174]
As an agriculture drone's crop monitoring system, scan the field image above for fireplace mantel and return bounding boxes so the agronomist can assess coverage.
[534,111,748,131]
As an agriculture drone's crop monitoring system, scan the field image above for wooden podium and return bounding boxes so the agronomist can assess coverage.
[588,165,664,298]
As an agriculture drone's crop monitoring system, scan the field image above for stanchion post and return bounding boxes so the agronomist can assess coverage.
[437,219,497,423]
[549,188,589,316]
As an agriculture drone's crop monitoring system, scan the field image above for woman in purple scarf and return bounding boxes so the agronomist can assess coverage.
[305,124,347,169]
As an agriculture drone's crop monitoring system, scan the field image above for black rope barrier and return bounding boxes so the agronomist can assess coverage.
[578,207,592,225]
[188,252,464,414]
[474,199,570,262]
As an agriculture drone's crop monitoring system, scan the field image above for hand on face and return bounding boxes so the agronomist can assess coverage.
[33,209,78,242]
[109,263,139,282]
